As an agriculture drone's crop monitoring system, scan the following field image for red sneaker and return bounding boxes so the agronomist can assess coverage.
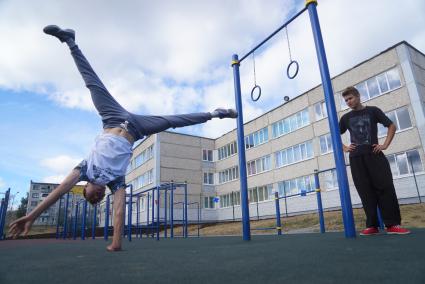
[386,225,411,235]
[359,227,379,236]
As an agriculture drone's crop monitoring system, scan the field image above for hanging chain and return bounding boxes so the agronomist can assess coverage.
[252,52,257,85]
[285,26,292,62]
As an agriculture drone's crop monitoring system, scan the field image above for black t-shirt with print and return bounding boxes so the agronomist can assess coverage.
[339,106,393,157]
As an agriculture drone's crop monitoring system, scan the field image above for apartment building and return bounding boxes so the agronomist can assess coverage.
[120,41,425,224]
[27,181,85,226]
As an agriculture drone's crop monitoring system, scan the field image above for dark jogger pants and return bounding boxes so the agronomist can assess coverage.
[69,45,212,141]
[349,153,401,228]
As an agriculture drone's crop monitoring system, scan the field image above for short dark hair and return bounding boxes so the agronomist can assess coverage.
[342,86,360,97]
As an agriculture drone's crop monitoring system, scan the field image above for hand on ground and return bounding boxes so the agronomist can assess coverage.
[8,216,34,239]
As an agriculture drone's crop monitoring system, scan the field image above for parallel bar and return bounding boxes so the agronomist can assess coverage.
[104,195,110,241]
[0,188,10,240]
[274,192,282,235]
[184,182,188,238]
[377,207,385,230]
[164,187,168,238]
[92,204,97,239]
[156,186,160,241]
[55,197,62,239]
[136,196,140,239]
[81,200,87,240]
[170,182,174,238]
[151,189,155,238]
[307,1,356,238]
[63,193,70,239]
[314,171,326,233]
[239,7,308,62]
[128,185,133,242]
[73,203,79,240]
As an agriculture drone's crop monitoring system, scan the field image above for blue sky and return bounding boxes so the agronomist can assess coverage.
[1,0,424,207]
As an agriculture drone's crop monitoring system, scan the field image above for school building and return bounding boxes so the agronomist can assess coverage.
[100,41,425,225]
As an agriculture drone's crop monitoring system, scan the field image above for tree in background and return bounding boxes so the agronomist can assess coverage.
[16,193,28,218]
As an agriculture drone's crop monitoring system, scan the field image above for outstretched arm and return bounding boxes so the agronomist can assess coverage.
[8,169,80,238]
[107,187,126,252]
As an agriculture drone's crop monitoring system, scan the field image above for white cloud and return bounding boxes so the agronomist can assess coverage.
[40,155,82,178]
[41,175,66,184]
[0,0,425,140]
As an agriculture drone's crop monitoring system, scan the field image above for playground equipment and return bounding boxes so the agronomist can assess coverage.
[0,188,11,240]
[231,0,356,241]
[251,170,326,235]
[54,181,200,242]
[56,192,98,240]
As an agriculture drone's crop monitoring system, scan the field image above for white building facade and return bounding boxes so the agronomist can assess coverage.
[116,41,425,225]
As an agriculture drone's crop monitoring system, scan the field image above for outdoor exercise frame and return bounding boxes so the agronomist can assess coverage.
[231,0,356,240]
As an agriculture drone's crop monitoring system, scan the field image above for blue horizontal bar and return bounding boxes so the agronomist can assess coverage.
[251,227,276,231]
[239,6,308,63]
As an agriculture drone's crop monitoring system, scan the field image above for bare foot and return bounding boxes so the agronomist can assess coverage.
[106,245,122,252]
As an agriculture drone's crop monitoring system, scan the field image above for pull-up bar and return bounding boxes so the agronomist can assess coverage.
[238,6,308,63]
[231,0,356,241]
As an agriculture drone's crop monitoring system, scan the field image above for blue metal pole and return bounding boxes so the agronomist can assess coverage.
[0,198,4,240]
[0,188,10,240]
[231,54,251,241]
[81,200,87,240]
[55,197,62,239]
[63,193,70,239]
[184,182,188,238]
[151,189,155,238]
[73,202,78,240]
[156,186,160,241]
[170,182,174,238]
[128,185,133,242]
[377,207,385,230]
[306,0,356,238]
[164,186,168,238]
[104,195,110,241]
[197,202,200,237]
[274,192,282,235]
[136,196,140,239]
[314,170,326,233]
[92,204,97,239]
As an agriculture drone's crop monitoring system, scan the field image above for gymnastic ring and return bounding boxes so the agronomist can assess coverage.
[251,85,262,102]
[287,60,299,79]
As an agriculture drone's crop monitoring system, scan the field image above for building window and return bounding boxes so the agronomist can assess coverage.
[202,149,213,162]
[272,108,310,138]
[248,185,273,203]
[314,101,328,121]
[133,144,154,169]
[378,107,412,137]
[32,193,39,198]
[275,140,314,168]
[42,193,48,197]
[319,134,333,155]
[203,172,214,185]
[245,127,269,149]
[219,192,241,208]
[139,197,145,211]
[340,67,402,109]
[218,141,238,160]
[319,169,338,191]
[386,149,423,177]
[204,196,215,209]
[278,175,315,197]
[219,166,239,183]
[31,201,38,206]
[247,155,271,176]
[134,169,154,189]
